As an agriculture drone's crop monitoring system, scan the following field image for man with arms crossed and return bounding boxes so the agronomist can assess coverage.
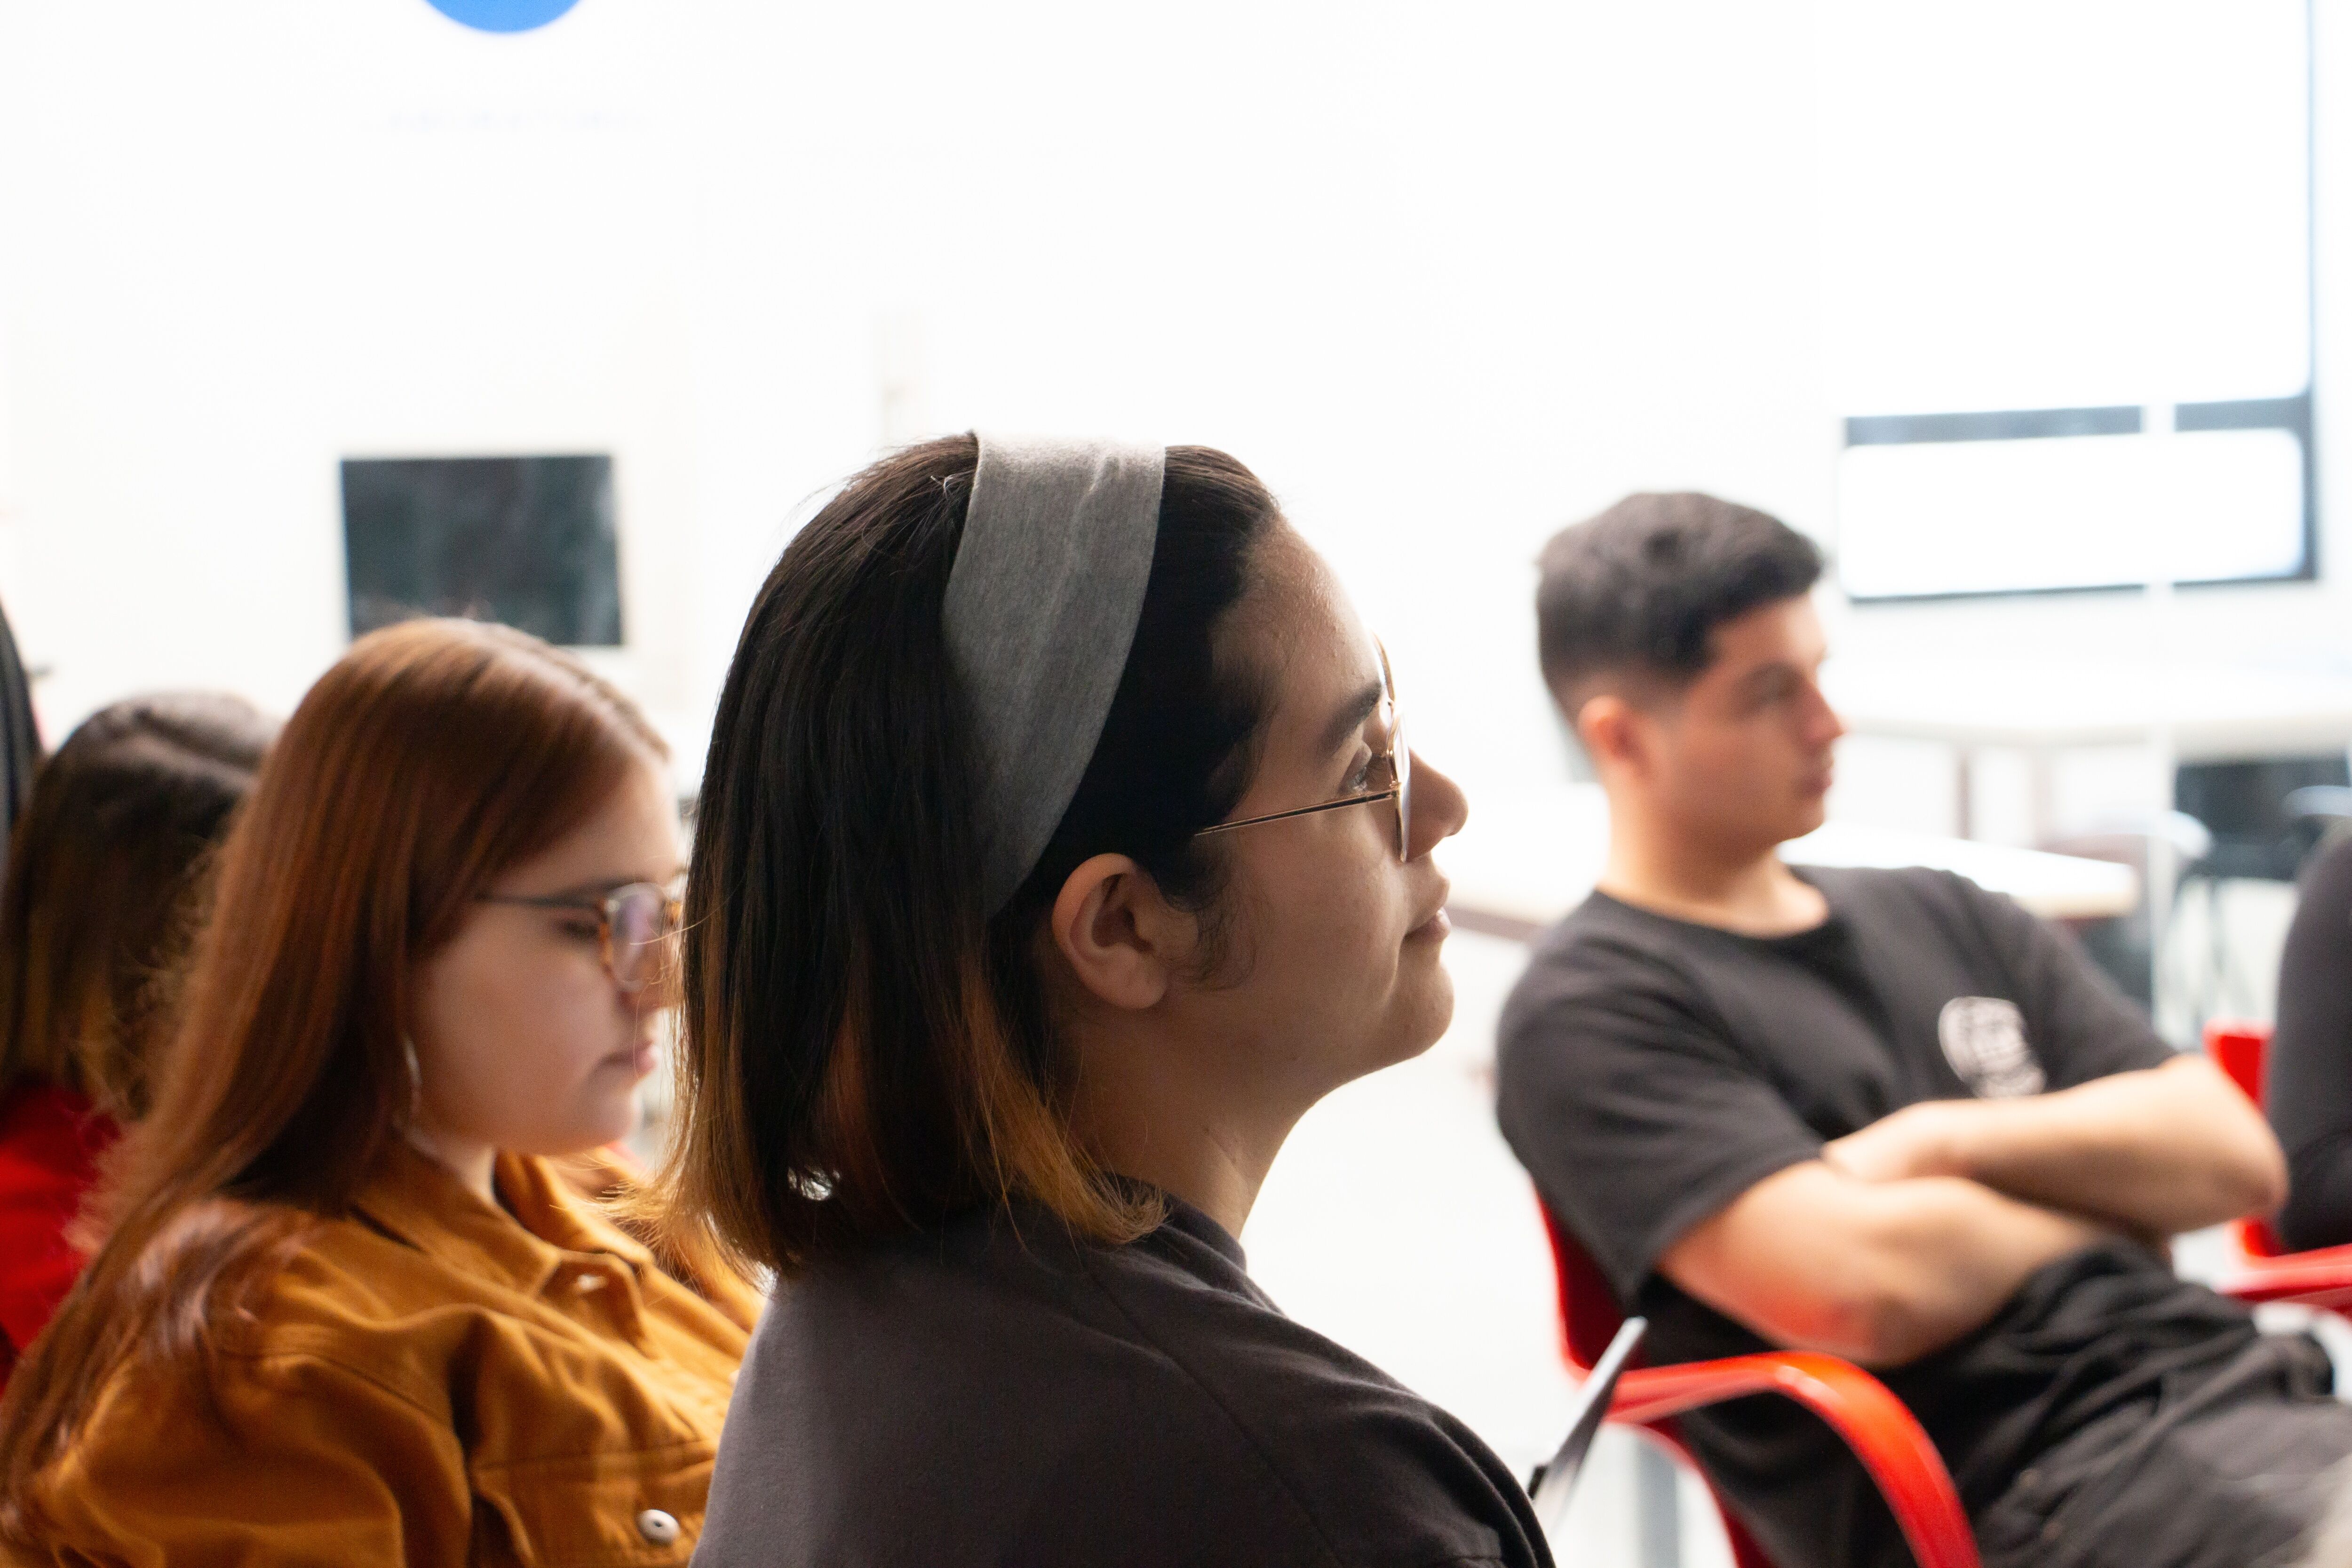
[1496,492,2352,1568]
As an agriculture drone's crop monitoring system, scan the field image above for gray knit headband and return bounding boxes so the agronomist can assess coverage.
[944,435,1166,913]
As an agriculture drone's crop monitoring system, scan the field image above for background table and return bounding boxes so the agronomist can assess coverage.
[1827,657,2352,842]
[1443,782,2139,942]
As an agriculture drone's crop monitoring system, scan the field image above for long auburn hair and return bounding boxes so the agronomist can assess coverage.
[0,693,275,1119]
[649,436,1275,1278]
[0,618,663,1524]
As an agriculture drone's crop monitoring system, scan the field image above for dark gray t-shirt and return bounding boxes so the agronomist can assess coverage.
[695,1193,1549,1568]
[1494,866,2266,1568]
[2268,831,2352,1250]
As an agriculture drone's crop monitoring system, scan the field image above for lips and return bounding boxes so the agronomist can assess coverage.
[1408,876,1454,939]
[608,1039,659,1078]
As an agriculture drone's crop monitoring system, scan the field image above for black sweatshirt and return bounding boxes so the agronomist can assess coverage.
[2269,832,2352,1251]
[695,1193,1551,1568]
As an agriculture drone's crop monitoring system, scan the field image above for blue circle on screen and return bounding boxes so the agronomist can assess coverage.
[424,0,581,32]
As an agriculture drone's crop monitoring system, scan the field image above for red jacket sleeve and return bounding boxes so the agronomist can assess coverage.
[0,1084,117,1376]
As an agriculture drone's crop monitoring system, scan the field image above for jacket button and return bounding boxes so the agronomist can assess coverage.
[636,1509,681,1546]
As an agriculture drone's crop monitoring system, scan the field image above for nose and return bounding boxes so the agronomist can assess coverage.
[1405,748,1469,861]
[630,938,685,1013]
[1801,679,1847,748]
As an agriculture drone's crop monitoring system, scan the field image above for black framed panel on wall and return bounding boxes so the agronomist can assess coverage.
[1819,0,2315,602]
[340,454,624,645]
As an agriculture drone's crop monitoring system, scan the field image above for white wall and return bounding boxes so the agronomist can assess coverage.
[0,1,715,741]
[1,0,2346,821]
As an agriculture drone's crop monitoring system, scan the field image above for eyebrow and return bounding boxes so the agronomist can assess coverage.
[1316,679,1385,757]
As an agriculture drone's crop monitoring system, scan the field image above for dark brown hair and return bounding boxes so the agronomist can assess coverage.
[0,694,275,1119]
[0,619,665,1527]
[1536,491,1824,707]
[657,435,1277,1277]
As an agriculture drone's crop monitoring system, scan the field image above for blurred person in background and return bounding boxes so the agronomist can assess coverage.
[0,694,273,1388]
[1497,492,2345,1568]
[0,619,754,1564]
[662,436,1540,1567]
[2265,829,2352,1251]
[0,597,40,832]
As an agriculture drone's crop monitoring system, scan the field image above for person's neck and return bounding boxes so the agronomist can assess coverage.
[402,1123,500,1206]
[1066,1023,1303,1242]
[1596,798,1828,938]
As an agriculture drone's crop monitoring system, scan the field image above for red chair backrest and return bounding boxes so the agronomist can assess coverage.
[2208,1019,2272,1106]
[1536,1197,1782,1568]
[1538,1198,1635,1374]
[2205,1019,2284,1258]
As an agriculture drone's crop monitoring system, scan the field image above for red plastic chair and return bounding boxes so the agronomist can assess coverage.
[2208,1020,2289,1258]
[1538,1202,1980,1568]
[2202,1019,2352,1309]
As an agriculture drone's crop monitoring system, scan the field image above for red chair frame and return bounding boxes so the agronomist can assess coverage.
[2208,1021,2289,1258]
[2202,1019,2352,1310]
[1538,1203,1980,1568]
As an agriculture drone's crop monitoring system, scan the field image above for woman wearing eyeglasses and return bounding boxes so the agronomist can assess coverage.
[663,436,1544,1567]
[0,619,752,1563]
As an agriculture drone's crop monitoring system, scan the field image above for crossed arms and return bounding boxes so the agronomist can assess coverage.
[1659,1055,2287,1368]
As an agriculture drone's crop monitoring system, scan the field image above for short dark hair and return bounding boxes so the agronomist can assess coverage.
[1535,491,1823,706]
[666,435,1278,1276]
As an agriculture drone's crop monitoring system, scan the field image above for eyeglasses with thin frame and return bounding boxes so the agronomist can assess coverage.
[477,880,683,995]
[1192,639,1412,860]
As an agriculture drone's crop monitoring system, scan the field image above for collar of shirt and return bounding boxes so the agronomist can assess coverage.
[1587,872,1852,953]
[1154,1191,1247,1271]
[349,1140,660,1303]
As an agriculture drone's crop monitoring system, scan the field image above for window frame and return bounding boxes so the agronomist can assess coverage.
[1831,1,2317,605]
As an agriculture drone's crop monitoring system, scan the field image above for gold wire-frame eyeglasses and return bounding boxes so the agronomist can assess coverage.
[1192,640,1411,861]
[477,880,683,995]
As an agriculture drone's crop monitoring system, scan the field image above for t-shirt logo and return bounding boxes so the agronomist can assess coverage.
[1938,996,2046,1098]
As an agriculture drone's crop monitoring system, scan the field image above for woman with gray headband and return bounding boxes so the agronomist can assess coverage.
[666,434,1543,1567]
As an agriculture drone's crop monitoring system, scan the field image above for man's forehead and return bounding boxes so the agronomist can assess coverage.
[1706,596,1826,669]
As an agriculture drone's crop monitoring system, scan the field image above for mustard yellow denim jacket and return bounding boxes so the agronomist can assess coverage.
[14,1144,755,1566]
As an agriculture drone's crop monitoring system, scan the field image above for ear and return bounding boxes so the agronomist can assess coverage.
[1575,692,1648,777]
[1049,853,1186,1011]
